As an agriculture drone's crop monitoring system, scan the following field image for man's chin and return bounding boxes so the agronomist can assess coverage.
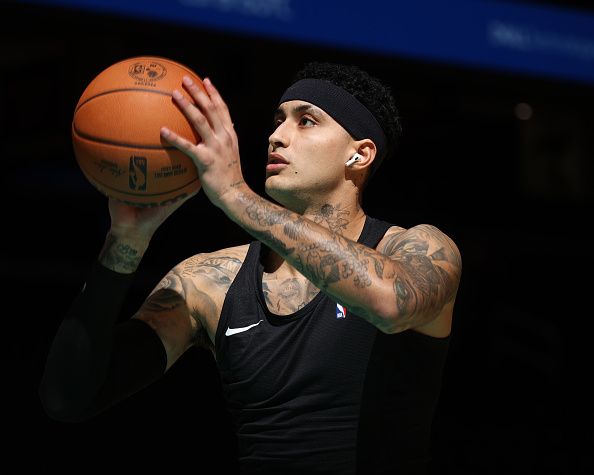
[264,180,290,205]
[264,179,280,197]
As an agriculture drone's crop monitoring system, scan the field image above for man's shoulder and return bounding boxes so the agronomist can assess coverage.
[377,223,460,259]
[156,244,252,319]
[197,243,252,261]
[175,243,251,276]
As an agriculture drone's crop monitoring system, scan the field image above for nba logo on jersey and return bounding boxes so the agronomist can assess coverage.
[336,303,347,319]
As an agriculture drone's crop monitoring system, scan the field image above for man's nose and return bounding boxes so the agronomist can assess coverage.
[268,121,290,150]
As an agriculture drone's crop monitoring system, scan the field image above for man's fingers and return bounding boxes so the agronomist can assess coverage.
[182,76,225,133]
[171,88,212,140]
[203,78,233,126]
[160,126,197,155]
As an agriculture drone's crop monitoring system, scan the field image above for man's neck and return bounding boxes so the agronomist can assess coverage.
[302,201,366,239]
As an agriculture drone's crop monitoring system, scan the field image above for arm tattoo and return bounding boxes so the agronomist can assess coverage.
[152,259,230,350]
[239,192,390,291]
[245,201,293,227]
[146,282,214,351]
[178,255,243,292]
[262,281,273,306]
[143,288,185,313]
[237,192,461,326]
[261,230,296,256]
[383,225,461,322]
[98,233,143,273]
[154,270,185,295]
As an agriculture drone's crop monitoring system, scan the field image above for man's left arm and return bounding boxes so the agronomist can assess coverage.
[222,191,462,334]
[160,76,462,334]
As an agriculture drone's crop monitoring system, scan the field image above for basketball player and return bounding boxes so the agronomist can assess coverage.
[40,62,462,474]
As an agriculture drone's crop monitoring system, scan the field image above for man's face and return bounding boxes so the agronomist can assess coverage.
[265,100,353,204]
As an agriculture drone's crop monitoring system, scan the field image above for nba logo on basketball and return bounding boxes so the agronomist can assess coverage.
[336,303,347,319]
[129,156,147,191]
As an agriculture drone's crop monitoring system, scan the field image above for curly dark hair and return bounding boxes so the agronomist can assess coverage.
[291,61,402,175]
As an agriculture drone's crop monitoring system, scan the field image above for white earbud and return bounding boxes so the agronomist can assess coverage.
[345,153,364,167]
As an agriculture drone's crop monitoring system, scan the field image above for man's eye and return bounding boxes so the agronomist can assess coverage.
[300,117,315,126]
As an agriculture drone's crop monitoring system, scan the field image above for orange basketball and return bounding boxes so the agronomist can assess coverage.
[72,56,204,207]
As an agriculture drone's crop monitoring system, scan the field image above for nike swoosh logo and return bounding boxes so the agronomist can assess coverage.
[225,319,264,336]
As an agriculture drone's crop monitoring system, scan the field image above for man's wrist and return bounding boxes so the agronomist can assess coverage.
[218,180,253,215]
[98,231,150,274]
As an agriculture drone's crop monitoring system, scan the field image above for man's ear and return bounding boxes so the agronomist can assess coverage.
[346,139,376,170]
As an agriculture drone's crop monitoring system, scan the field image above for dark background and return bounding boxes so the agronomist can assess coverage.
[2,1,593,473]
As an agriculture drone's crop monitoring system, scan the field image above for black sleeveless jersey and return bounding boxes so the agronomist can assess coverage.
[215,216,451,475]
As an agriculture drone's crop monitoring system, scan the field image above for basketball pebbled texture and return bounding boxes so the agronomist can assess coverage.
[72,56,204,207]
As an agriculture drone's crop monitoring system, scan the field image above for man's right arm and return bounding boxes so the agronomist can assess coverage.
[38,231,194,423]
